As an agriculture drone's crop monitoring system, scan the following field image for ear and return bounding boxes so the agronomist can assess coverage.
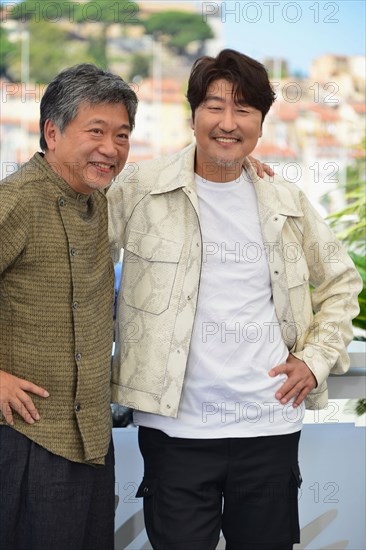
[44,119,59,151]
[190,117,196,137]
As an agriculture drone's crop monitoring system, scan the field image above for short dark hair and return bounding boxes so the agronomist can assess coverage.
[187,49,275,122]
[39,64,138,151]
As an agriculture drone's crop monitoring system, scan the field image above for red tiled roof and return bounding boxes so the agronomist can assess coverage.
[349,103,366,114]
[134,78,185,103]
[271,103,299,121]
[255,142,298,158]
[1,117,39,133]
[316,135,342,147]
[306,104,340,121]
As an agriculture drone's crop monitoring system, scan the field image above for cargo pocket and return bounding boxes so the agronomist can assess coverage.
[291,464,303,489]
[122,230,183,315]
[290,464,302,542]
[136,477,159,537]
[136,478,158,499]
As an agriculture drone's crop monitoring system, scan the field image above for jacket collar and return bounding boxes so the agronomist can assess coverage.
[151,143,303,217]
[150,144,196,195]
[245,161,303,217]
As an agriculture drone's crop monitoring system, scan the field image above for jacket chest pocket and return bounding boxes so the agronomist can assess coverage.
[121,230,183,315]
[286,257,310,289]
[286,258,313,327]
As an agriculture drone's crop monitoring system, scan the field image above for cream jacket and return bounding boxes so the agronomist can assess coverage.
[108,144,361,414]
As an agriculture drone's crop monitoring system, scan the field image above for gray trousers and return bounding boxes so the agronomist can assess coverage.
[0,425,115,550]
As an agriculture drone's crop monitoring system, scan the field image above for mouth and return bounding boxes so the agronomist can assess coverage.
[89,161,115,173]
[213,137,240,144]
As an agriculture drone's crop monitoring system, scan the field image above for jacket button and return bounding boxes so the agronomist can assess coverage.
[70,248,77,257]
[58,197,66,207]
[75,352,82,361]
[75,403,81,412]
[72,301,79,309]
[274,270,279,275]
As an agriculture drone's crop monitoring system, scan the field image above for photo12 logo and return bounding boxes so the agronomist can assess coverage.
[2,1,140,24]
[202,2,340,24]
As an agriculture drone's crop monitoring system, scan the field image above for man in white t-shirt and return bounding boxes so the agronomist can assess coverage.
[108,49,361,550]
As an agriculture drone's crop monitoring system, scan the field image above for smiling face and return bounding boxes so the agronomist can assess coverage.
[192,79,263,182]
[44,101,131,194]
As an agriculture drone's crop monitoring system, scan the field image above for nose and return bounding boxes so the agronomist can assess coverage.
[99,135,118,157]
[218,107,238,133]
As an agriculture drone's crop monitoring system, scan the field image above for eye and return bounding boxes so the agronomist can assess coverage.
[117,133,129,140]
[237,105,252,113]
[90,128,103,134]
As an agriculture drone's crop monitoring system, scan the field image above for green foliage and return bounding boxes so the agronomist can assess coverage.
[73,0,140,25]
[144,11,213,54]
[327,186,366,254]
[73,1,140,68]
[355,398,366,416]
[349,252,366,330]
[9,0,140,24]
[87,34,108,70]
[326,146,366,332]
[0,26,16,78]
[9,20,94,83]
[9,0,71,21]
[129,52,151,81]
[7,0,141,74]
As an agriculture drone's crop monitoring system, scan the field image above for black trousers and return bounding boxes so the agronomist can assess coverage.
[0,425,115,550]
[137,427,302,550]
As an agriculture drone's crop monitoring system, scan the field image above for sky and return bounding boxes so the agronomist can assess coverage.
[209,0,366,75]
[1,0,365,76]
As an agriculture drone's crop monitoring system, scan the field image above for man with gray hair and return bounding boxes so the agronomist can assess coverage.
[0,63,137,550]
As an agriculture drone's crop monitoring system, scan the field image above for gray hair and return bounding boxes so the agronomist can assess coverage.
[40,64,138,151]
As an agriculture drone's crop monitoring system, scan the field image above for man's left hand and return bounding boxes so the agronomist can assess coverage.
[248,156,274,178]
[268,354,317,407]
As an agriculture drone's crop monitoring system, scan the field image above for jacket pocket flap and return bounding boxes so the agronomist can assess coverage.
[136,478,158,498]
[291,465,303,488]
[286,261,310,289]
[125,230,183,263]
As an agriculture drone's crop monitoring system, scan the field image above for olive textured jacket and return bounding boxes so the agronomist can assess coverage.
[0,153,114,464]
[108,144,362,416]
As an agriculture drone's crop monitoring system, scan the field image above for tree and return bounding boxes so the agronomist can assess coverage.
[129,52,151,81]
[327,143,366,418]
[9,20,94,83]
[8,0,141,71]
[143,11,214,56]
[326,141,366,332]
[73,0,140,70]
[7,1,94,80]
[9,0,71,21]
[0,26,16,79]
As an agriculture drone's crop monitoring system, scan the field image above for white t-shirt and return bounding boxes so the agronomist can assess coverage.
[134,170,305,437]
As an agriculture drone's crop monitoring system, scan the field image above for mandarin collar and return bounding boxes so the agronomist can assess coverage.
[33,152,90,204]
